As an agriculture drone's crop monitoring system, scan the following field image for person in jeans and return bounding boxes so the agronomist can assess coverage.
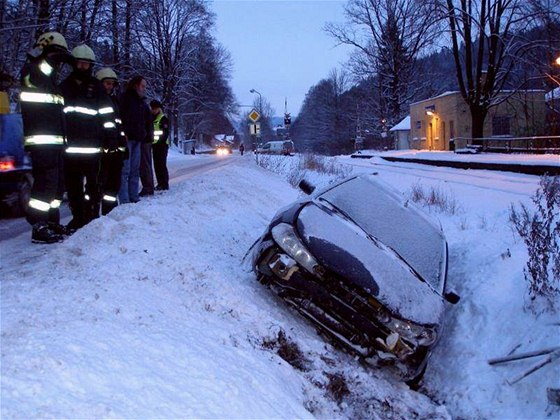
[118,75,152,203]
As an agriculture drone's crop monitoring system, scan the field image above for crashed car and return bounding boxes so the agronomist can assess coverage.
[251,173,459,383]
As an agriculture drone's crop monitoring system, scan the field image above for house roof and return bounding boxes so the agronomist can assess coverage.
[546,86,560,102]
[411,89,547,107]
[389,115,410,132]
[410,91,458,106]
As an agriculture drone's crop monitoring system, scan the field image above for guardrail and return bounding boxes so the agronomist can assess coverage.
[453,136,560,154]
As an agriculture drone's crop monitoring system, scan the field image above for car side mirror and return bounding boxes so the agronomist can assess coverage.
[299,179,315,195]
[444,291,460,304]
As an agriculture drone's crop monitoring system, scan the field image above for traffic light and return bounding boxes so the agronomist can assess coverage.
[284,113,291,126]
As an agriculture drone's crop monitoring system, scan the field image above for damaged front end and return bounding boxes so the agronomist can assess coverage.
[253,223,439,382]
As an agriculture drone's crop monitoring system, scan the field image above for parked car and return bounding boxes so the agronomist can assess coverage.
[256,140,294,156]
[250,173,459,384]
[0,113,32,217]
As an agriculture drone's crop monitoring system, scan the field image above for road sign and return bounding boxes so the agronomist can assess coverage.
[248,109,261,123]
[249,122,261,136]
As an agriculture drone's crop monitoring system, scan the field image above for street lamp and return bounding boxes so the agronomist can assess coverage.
[249,88,262,113]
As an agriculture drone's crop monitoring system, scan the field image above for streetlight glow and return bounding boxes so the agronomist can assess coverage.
[250,88,262,113]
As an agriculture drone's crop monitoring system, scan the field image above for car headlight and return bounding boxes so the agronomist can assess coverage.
[367,296,437,347]
[386,318,437,346]
[271,223,322,276]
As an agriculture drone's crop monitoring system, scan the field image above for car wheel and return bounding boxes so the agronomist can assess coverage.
[11,174,32,217]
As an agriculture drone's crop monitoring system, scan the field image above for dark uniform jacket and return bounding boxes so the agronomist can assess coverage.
[103,95,127,153]
[20,56,66,149]
[119,89,153,143]
[59,71,114,150]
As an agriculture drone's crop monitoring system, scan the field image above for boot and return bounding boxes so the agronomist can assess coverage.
[32,222,64,244]
[65,218,84,235]
[48,222,72,236]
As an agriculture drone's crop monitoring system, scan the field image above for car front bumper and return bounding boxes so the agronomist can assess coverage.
[254,243,433,380]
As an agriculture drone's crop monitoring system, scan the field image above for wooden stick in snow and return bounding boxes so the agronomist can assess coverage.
[488,347,560,365]
[507,349,560,385]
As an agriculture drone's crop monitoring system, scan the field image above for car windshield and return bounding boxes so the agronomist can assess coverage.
[318,175,447,291]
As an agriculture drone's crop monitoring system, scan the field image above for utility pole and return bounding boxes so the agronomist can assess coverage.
[249,89,263,163]
[283,97,291,140]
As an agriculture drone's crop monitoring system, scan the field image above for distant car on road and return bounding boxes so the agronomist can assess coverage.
[215,144,232,156]
[250,173,459,385]
[0,113,32,217]
[257,140,294,156]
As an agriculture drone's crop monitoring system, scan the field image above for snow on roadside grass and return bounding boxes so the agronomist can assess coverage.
[1,156,447,419]
[335,154,560,419]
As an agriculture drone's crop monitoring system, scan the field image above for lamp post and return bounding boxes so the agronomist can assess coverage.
[249,88,262,114]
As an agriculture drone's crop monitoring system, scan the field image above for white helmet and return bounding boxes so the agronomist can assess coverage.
[96,67,118,81]
[35,32,68,51]
[72,44,96,63]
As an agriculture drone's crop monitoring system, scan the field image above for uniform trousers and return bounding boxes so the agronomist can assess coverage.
[64,153,101,227]
[26,147,64,226]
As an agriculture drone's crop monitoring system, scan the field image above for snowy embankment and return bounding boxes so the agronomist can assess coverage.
[260,152,560,419]
[1,155,447,419]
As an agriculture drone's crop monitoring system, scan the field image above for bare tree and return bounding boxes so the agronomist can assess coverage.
[441,0,555,140]
[326,0,439,126]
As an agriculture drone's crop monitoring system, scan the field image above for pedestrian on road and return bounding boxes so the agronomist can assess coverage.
[239,143,245,156]
[60,44,113,232]
[118,75,153,203]
[150,99,169,191]
[96,67,127,214]
[20,32,72,243]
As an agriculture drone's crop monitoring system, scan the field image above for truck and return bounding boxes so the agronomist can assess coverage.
[0,92,32,217]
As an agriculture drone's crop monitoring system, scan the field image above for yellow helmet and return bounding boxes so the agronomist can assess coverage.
[95,67,118,81]
[71,44,96,63]
[35,32,68,51]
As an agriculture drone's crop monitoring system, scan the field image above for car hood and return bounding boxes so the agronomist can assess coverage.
[296,177,446,325]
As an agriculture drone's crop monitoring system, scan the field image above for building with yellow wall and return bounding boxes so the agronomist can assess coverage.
[408,90,546,151]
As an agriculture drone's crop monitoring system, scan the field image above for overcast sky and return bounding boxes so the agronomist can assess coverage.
[211,0,354,118]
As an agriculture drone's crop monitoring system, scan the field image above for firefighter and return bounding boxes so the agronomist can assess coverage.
[96,67,127,215]
[60,44,113,231]
[20,31,72,243]
[149,100,169,191]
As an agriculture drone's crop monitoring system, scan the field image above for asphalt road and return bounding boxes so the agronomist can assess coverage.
[0,154,237,243]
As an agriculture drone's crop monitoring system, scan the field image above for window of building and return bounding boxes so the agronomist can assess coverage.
[450,120,455,139]
[492,116,511,136]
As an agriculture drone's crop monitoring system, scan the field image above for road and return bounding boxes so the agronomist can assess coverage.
[0,153,237,243]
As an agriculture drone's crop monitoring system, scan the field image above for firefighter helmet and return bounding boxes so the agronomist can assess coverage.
[71,44,96,63]
[35,32,68,51]
[95,67,118,81]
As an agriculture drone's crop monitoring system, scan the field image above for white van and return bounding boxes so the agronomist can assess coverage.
[257,140,294,156]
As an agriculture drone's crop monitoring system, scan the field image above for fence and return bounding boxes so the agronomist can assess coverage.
[453,136,560,154]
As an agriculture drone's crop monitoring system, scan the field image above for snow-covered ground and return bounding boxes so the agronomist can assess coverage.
[1,150,559,418]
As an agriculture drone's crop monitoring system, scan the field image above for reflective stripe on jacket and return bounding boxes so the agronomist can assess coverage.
[153,112,167,144]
